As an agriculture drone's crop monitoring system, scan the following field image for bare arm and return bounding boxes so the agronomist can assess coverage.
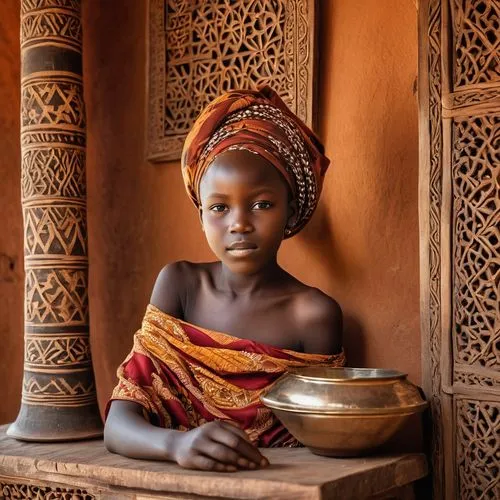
[105,400,177,461]
[105,263,268,471]
[297,290,343,354]
[105,401,267,471]
[149,261,187,318]
[105,263,184,460]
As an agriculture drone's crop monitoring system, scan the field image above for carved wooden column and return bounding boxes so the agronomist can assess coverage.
[8,0,102,440]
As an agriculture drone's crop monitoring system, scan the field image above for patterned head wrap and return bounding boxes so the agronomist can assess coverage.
[181,86,330,237]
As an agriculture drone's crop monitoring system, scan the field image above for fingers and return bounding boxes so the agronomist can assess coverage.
[219,420,252,442]
[183,454,237,473]
[210,422,269,468]
[175,421,270,472]
[195,439,251,468]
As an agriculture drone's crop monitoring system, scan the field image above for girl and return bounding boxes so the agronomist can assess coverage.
[104,87,345,472]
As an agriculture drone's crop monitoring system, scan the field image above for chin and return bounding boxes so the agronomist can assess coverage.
[222,260,265,276]
[226,263,260,275]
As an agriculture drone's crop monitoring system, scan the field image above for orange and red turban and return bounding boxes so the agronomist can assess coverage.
[181,86,330,238]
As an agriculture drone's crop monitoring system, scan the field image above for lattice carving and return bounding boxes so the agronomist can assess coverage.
[22,148,86,199]
[453,115,500,369]
[454,370,500,387]
[456,398,500,498]
[25,335,91,367]
[452,0,500,87]
[422,1,500,498]
[25,267,88,326]
[0,481,94,500]
[451,88,500,107]
[147,0,317,161]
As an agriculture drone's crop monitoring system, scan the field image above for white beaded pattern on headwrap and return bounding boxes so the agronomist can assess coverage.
[198,104,317,235]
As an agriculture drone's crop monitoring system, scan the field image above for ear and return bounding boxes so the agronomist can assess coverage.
[286,199,298,229]
[198,208,205,232]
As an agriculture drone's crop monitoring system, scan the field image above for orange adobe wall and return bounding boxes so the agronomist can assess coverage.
[1,0,421,443]
[0,0,24,425]
[83,0,420,409]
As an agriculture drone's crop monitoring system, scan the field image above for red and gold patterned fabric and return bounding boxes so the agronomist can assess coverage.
[181,86,330,238]
[107,304,345,447]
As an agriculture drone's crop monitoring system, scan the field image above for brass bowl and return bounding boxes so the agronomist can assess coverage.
[261,367,427,457]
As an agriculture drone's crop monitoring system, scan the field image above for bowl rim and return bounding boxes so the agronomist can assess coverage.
[289,367,408,382]
[259,396,429,415]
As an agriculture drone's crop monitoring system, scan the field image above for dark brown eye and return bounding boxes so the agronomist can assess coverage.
[210,204,227,213]
[253,201,272,210]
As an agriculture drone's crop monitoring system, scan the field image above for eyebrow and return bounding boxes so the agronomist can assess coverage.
[204,188,277,199]
[204,193,229,199]
[249,188,276,196]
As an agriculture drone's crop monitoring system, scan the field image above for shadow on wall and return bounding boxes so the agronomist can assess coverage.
[296,203,367,367]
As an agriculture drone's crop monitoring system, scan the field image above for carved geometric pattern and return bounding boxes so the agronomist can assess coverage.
[456,398,500,498]
[12,0,102,439]
[452,88,500,107]
[21,1,82,52]
[22,148,86,199]
[452,0,500,87]
[22,130,86,148]
[25,334,91,367]
[21,0,81,14]
[25,267,88,326]
[23,376,95,396]
[22,375,97,406]
[0,481,95,500]
[22,79,85,130]
[423,1,500,498]
[427,0,445,498]
[454,370,500,387]
[24,204,87,256]
[453,115,500,369]
[147,0,316,161]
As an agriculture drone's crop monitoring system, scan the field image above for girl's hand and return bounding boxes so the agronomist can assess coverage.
[172,420,269,472]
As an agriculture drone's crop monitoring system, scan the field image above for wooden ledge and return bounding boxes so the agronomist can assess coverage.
[0,425,427,499]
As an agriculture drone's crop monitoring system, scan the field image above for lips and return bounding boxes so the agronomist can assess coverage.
[226,241,258,257]
[227,241,258,250]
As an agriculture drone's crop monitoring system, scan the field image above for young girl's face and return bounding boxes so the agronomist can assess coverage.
[199,149,293,275]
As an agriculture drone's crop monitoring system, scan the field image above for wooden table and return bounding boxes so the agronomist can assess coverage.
[0,425,427,499]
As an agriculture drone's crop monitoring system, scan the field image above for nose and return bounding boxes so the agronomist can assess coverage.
[229,209,253,234]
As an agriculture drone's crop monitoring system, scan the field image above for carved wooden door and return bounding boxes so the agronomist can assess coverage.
[419,0,499,498]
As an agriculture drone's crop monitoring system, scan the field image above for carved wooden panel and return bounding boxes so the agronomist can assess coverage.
[452,115,499,371]
[420,0,500,498]
[420,0,446,497]
[0,481,95,500]
[456,398,500,499]
[452,0,499,88]
[147,0,318,161]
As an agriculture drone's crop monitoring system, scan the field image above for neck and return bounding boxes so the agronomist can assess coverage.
[217,260,284,297]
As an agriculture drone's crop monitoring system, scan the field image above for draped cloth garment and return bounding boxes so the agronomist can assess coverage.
[108,305,346,447]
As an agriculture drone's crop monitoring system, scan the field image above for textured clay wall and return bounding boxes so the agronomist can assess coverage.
[0,0,23,425]
[84,0,420,408]
[1,1,420,443]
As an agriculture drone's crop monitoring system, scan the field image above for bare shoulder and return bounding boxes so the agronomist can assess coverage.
[150,261,202,317]
[292,287,343,355]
